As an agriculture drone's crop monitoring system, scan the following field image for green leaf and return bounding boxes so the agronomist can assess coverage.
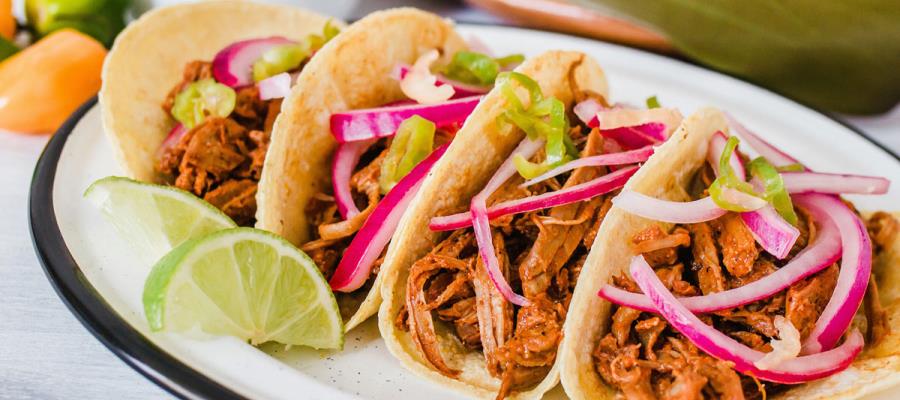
[578,0,900,113]
[646,95,660,109]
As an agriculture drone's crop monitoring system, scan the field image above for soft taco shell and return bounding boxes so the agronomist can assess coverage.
[100,0,339,182]
[377,51,609,399]
[256,8,468,330]
[557,107,900,400]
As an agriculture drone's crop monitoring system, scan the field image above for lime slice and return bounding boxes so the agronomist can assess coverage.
[143,228,343,349]
[84,176,236,262]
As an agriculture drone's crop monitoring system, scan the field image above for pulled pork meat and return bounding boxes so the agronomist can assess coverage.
[864,211,898,345]
[594,168,899,400]
[399,127,611,399]
[155,61,281,226]
[302,132,454,296]
[302,140,389,280]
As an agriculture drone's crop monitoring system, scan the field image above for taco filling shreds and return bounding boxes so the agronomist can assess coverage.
[390,59,685,399]
[154,23,339,226]
[584,111,896,399]
[300,46,527,320]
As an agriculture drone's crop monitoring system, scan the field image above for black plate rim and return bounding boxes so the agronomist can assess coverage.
[29,27,899,400]
[29,97,247,400]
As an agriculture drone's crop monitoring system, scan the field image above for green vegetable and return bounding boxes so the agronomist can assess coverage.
[251,20,340,82]
[0,37,18,61]
[253,44,308,82]
[172,79,236,129]
[577,0,900,114]
[709,136,763,211]
[749,157,798,225]
[776,163,805,172]
[495,54,525,68]
[308,20,340,49]
[496,71,577,179]
[26,0,131,47]
[142,227,343,349]
[379,115,436,193]
[443,51,526,86]
[512,154,552,179]
[646,95,660,109]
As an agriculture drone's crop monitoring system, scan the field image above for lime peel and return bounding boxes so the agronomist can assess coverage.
[142,228,343,350]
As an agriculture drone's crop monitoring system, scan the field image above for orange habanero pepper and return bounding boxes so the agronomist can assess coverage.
[0,28,105,134]
[0,0,14,40]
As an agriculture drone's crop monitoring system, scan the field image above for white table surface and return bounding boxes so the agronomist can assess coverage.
[1,1,898,398]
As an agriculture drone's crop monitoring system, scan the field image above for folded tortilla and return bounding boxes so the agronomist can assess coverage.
[100,0,339,182]
[557,107,900,400]
[256,8,468,331]
[378,50,609,399]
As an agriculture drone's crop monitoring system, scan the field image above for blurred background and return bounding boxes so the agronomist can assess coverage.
[0,0,897,137]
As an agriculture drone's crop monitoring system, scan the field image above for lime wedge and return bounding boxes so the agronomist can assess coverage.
[84,176,236,262]
[143,228,343,349]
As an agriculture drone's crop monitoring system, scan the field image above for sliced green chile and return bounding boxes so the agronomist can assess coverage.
[171,79,236,129]
[710,136,763,211]
[749,157,798,225]
[253,44,308,82]
[379,115,436,194]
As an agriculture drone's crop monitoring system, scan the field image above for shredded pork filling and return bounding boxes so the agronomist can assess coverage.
[302,132,454,316]
[593,164,897,400]
[156,61,282,226]
[397,127,616,399]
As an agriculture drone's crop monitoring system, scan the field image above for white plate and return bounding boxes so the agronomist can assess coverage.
[38,24,899,399]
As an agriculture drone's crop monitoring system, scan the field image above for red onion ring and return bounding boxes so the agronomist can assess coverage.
[799,194,872,354]
[330,96,482,143]
[610,191,728,224]
[630,255,865,383]
[725,113,800,167]
[391,64,490,98]
[332,139,376,219]
[599,124,665,149]
[430,165,638,232]
[329,144,449,292]
[158,123,188,156]
[573,98,605,127]
[783,171,890,195]
[721,116,876,354]
[603,138,625,171]
[470,139,545,306]
[257,72,292,100]
[708,131,745,178]
[708,133,799,258]
[212,36,295,88]
[598,200,840,313]
[596,108,681,133]
[519,146,653,187]
[741,204,800,260]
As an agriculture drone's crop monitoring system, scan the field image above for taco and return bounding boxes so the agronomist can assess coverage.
[256,8,528,330]
[378,50,689,399]
[100,0,341,226]
[558,107,899,400]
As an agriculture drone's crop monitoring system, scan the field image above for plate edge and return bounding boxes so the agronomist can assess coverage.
[27,29,899,400]
[28,96,248,400]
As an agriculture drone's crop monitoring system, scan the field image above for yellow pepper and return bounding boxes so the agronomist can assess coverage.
[0,29,106,133]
